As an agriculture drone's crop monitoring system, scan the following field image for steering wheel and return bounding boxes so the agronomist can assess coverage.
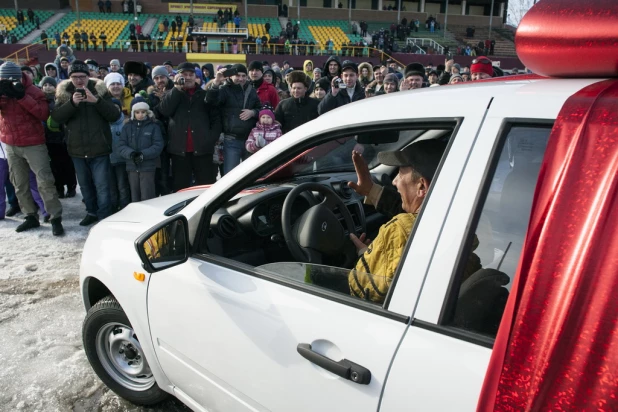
[281,182,358,268]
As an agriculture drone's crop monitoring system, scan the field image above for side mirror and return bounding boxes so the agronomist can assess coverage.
[135,215,190,273]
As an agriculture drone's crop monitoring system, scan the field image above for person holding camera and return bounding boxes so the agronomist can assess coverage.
[206,63,261,175]
[0,61,64,235]
[158,62,222,191]
[317,60,365,115]
[52,60,121,226]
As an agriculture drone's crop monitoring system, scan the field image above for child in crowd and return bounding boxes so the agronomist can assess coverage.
[245,109,282,154]
[108,98,130,211]
[115,102,163,202]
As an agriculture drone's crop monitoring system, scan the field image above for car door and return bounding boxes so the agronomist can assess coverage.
[145,113,490,411]
[380,115,556,410]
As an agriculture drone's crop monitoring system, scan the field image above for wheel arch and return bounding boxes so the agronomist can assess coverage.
[83,276,114,311]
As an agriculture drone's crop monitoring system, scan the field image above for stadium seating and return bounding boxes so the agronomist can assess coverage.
[247,17,281,41]
[0,9,54,41]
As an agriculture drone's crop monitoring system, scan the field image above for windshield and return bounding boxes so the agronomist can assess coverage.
[263,130,425,181]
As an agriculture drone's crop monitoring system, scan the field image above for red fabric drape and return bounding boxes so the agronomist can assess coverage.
[478,79,618,411]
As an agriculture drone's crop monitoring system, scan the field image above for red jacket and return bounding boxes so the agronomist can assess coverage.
[255,80,279,108]
[0,73,49,147]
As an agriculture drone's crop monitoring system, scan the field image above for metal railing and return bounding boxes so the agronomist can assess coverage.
[4,39,47,64]
[406,38,444,55]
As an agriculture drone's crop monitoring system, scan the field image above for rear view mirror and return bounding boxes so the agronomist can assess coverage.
[355,130,400,145]
[135,215,190,273]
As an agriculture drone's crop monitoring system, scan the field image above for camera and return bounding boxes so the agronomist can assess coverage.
[222,67,238,78]
[76,88,86,97]
[335,78,347,89]
[175,77,185,86]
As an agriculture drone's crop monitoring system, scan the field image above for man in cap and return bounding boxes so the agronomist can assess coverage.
[0,61,64,235]
[318,60,365,115]
[247,60,279,108]
[123,61,151,95]
[207,63,261,175]
[470,56,494,81]
[274,71,319,135]
[347,140,448,303]
[158,62,222,190]
[51,60,121,226]
[400,63,425,90]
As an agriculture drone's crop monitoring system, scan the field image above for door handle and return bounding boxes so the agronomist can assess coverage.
[297,343,371,385]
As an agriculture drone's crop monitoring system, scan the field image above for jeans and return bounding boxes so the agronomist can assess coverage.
[109,163,131,211]
[72,156,112,219]
[0,158,7,217]
[223,137,249,175]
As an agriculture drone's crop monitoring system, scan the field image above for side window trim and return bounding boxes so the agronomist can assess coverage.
[437,119,555,334]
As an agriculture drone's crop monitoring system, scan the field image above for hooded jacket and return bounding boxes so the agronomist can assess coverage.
[109,111,125,164]
[201,63,214,83]
[253,77,279,109]
[323,56,342,82]
[115,116,164,172]
[51,78,121,158]
[43,94,65,145]
[158,85,222,156]
[245,121,282,153]
[206,80,261,140]
[303,60,314,79]
[0,72,49,147]
[274,95,320,135]
[44,63,61,84]
[317,81,365,115]
[53,45,75,68]
[358,63,374,88]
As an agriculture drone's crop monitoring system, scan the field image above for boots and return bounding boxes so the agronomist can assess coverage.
[50,217,65,236]
[79,214,99,226]
[65,188,77,198]
[16,215,40,232]
[6,205,21,217]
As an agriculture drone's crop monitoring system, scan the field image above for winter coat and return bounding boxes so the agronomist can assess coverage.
[115,117,164,172]
[128,77,153,96]
[53,45,75,68]
[206,81,261,140]
[358,62,374,88]
[274,96,320,135]
[253,78,279,108]
[304,60,314,79]
[158,85,222,156]
[245,122,282,153]
[43,94,65,145]
[317,82,365,115]
[51,78,121,158]
[0,72,49,147]
[109,112,125,164]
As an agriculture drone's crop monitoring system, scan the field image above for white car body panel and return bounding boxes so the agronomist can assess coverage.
[79,78,606,411]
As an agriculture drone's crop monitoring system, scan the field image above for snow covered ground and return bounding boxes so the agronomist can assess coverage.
[0,192,190,412]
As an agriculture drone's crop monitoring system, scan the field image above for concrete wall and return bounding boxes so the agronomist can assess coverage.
[0,0,66,10]
[247,4,278,17]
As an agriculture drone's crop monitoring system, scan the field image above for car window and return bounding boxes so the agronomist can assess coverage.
[442,124,552,338]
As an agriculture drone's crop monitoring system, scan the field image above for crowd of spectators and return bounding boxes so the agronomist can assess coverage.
[0,38,513,236]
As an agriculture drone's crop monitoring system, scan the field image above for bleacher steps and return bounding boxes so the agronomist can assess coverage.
[20,11,67,44]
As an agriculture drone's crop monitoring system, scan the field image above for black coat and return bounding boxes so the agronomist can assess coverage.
[274,96,320,135]
[157,86,222,156]
[206,81,261,140]
[51,78,120,158]
[317,82,365,115]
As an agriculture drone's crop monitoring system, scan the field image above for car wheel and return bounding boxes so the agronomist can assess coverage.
[82,295,169,405]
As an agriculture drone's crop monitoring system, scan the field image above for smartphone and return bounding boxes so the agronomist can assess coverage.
[76,88,86,97]
[222,68,238,77]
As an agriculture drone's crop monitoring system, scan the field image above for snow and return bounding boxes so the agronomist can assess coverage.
[0,191,190,412]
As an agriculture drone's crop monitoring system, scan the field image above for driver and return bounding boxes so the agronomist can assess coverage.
[347,140,446,302]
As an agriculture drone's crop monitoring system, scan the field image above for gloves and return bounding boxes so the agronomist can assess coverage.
[130,151,144,165]
[5,82,25,99]
[256,134,267,148]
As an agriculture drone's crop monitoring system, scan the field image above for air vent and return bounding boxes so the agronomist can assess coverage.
[339,181,353,199]
[217,215,238,239]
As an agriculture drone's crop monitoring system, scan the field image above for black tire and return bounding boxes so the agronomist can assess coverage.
[82,295,169,406]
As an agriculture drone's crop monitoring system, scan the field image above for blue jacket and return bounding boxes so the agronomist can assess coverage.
[109,112,125,165]
[115,117,164,172]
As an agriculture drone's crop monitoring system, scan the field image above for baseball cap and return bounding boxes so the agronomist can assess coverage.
[377,139,447,181]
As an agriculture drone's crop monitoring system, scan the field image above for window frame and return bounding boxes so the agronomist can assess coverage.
[436,118,555,346]
[190,118,463,323]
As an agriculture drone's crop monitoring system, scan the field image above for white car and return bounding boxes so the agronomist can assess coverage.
[79,76,607,411]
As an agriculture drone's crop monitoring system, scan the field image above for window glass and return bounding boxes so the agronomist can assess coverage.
[445,125,551,337]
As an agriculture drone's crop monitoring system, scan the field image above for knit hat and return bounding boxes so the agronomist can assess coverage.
[84,59,98,71]
[60,57,70,63]
[263,68,275,79]
[109,59,120,67]
[20,65,33,75]
[404,62,425,78]
[39,76,57,88]
[69,60,90,76]
[383,73,398,84]
[131,101,153,120]
[449,74,464,84]
[232,63,247,75]
[315,77,330,91]
[104,72,125,88]
[258,109,275,123]
[248,60,263,73]
[151,65,168,78]
[163,60,173,66]
[470,56,494,77]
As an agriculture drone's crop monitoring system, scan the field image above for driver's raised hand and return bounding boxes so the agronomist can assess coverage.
[348,150,374,196]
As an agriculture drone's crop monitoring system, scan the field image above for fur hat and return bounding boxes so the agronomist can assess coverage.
[131,101,153,120]
[104,72,125,88]
[287,70,310,88]
[69,60,90,76]
[123,61,147,77]
[258,109,275,123]
[404,62,425,78]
